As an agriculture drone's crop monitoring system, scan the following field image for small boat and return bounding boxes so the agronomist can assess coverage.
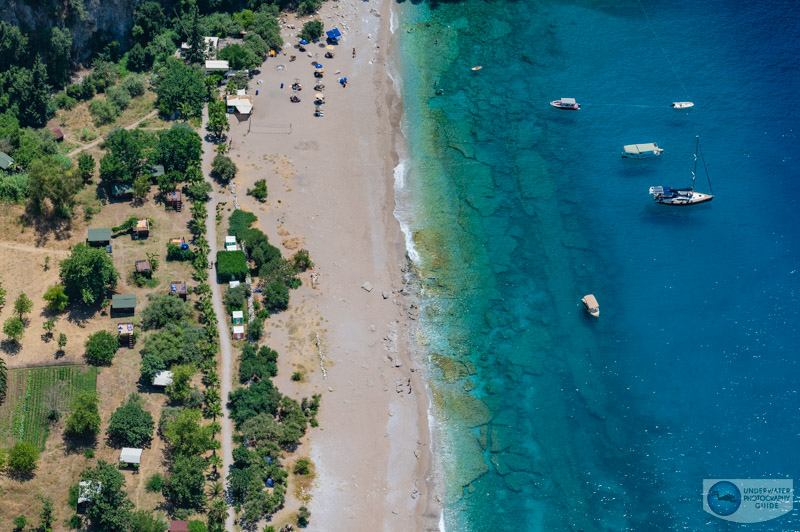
[471,66,483,71]
[582,294,599,317]
[550,98,580,110]
[649,135,714,206]
[672,101,694,109]
[622,143,664,158]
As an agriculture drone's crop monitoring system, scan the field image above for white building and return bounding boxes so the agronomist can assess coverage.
[120,448,143,466]
[205,60,230,73]
[153,370,174,387]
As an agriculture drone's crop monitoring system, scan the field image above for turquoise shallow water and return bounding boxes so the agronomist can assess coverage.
[392,0,800,530]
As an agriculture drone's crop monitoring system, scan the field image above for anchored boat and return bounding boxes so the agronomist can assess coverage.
[582,294,599,317]
[649,136,714,206]
[672,101,694,109]
[550,97,580,110]
[622,143,664,158]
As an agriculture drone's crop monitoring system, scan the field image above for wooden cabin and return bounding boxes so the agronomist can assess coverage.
[166,191,182,212]
[134,219,149,238]
[170,281,187,300]
[117,323,134,348]
[232,325,245,340]
[135,260,152,274]
[87,228,111,247]
[111,294,136,316]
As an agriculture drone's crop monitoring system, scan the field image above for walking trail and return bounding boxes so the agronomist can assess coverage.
[200,106,235,531]
[67,109,159,157]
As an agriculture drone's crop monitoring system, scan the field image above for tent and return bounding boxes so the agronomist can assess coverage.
[153,370,174,387]
[120,448,143,465]
[326,28,342,42]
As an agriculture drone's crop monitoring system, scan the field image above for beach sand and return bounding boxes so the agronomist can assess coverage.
[217,0,442,529]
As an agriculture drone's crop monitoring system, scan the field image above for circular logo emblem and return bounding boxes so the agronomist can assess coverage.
[707,481,742,516]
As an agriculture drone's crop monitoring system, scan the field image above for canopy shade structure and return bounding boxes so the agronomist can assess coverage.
[153,370,174,387]
[326,28,342,41]
[314,93,324,99]
[326,45,335,50]
[112,294,136,309]
[560,98,576,105]
[87,228,111,243]
[226,95,253,115]
[623,143,660,155]
[0,152,14,169]
[120,448,143,464]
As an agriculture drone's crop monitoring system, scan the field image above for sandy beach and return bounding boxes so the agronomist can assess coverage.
[212,0,442,529]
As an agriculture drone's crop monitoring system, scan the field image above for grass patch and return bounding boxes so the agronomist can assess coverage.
[0,365,99,449]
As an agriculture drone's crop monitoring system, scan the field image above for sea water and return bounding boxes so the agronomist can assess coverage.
[391,0,800,530]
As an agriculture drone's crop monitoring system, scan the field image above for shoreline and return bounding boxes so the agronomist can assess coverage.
[221,0,442,528]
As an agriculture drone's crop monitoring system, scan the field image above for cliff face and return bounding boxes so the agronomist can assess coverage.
[0,0,144,62]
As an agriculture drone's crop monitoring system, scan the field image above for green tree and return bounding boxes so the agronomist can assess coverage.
[0,355,7,403]
[207,497,227,532]
[57,333,67,351]
[13,56,53,128]
[162,408,214,456]
[167,364,195,403]
[157,124,202,173]
[133,174,150,201]
[165,454,207,508]
[65,391,101,438]
[81,461,134,530]
[85,330,119,365]
[107,393,155,447]
[297,506,311,527]
[188,520,208,532]
[140,293,192,330]
[185,6,205,65]
[211,154,236,183]
[0,21,28,65]
[300,20,324,42]
[246,179,268,201]
[207,99,229,139]
[13,515,28,531]
[27,156,82,216]
[43,285,69,311]
[252,9,283,49]
[130,510,168,532]
[8,441,39,473]
[89,99,119,126]
[49,27,73,88]
[99,128,153,184]
[127,43,147,72]
[38,495,56,532]
[263,281,289,311]
[3,316,24,343]
[78,153,95,182]
[13,292,32,321]
[133,2,165,45]
[156,58,206,118]
[42,318,56,337]
[59,243,119,305]
[218,44,259,70]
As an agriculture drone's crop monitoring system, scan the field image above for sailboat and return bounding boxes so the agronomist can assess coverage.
[649,136,713,206]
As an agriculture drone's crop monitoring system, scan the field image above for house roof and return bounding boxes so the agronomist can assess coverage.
[135,260,152,272]
[206,60,230,71]
[120,447,143,464]
[170,281,187,294]
[87,228,111,242]
[232,310,244,319]
[0,152,13,169]
[170,521,190,532]
[117,323,134,335]
[136,219,149,231]
[233,325,245,334]
[112,294,136,309]
[78,481,101,504]
[50,128,64,140]
[166,191,182,202]
[226,95,253,115]
[153,370,174,387]
[225,236,236,244]
[229,280,240,288]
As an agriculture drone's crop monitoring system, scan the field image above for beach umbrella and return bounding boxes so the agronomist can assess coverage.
[315,64,324,70]
[326,44,335,50]
[314,93,324,100]
[299,39,309,45]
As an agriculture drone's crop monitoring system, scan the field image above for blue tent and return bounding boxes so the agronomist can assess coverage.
[326,28,342,42]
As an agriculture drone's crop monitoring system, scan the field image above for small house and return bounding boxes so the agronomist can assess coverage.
[117,323,134,348]
[225,235,237,251]
[170,281,187,299]
[134,219,150,238]
[0,152,14,170]
[170,521,190,532]
[111,294,136,315]
[232,310,244,324]
[50,128,64,142]
[111,183,133,199]
[87,228,111,247]
[205,59,230,73]
[78,480,101,507]
[153,370,174,387]
[226,94,253,115]
[135,260,152,274]
[232,325,245,340]
[166,191,182,212]
[119,448,143,467]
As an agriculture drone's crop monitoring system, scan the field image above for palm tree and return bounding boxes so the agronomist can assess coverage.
[208,480,224,498]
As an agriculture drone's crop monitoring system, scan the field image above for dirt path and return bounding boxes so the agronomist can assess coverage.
[200,107,235,531]
[0,242,71,255]
[67,110,159,157]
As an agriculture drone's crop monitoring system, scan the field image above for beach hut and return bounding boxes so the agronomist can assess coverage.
[134,219,149,238]
[111,294,136,316]
[0,152,14,170]
[326,28,342,42]
[232,325,245,340]
[78,480,101,508]
[118,323,134,348]
[166,191,182,211]
[87,228,111,247]
[153,370,174,387]
[170,281,187,300]
[225,235,237,251]
[111,182,133,199]
[135,260,152,274]
[232,310,244,324]
[119,448,143,468]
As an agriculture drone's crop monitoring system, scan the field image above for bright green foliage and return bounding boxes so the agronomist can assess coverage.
[120,74,147,97]
[156,58,206,118]
[58,333,67,349]
[292,249,313,271]
[165,454,207,508]
[252,8,284,49]
[27,156,82,216]
[0,171,29,203]
[65,391,101,438]
[166,364,195,403]
[239,344,279,383]
[8,441,39,473]
[13,292,32,320]
[263,281,289,311]
[43,285,69,310]
[38,495,56,532]
[157,124,202,173]
[167,244,196,262]
[67,514,82,529]
[89,99,119,125]
[247,179,268,201]
[297,0,322,16]
[78,153,95,182]
[294,458,311,475]
[0,356,6,403]
[216,250,248,282]
[162,407,214,456]
[219,44,259,70]
[99,128,154,184]
[130,510,168,532]
[300,20,324,41]
[59,243,119,305]
[85,330,119,365]
[207,99,229,139]
[3,316,23,342]
[211,154,236,183]
[228,210,257,238]
[224,284,248,313]
[140,293,193,330]
[107,393,155,447]
[247,317,264,341]
[145,472,166,493]
[207,497,227,532]
[244,33,268,59]
[12,515,28,530]
[13,128,57,169]
[81,461,135,530]
[188,520,208,532]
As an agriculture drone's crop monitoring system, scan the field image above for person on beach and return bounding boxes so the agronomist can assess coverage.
[352,47,356,58]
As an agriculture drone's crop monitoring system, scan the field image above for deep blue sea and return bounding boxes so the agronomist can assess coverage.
[391,0,800,530]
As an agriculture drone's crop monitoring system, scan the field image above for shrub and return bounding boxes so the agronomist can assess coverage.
[85,330,119,365]
[300,20,324,41]
[106,86,131,111]
[211,154,236,183]
[89,99,119,125]
[43,285,69,310]
[247,317,264,341]
[65,392,101,438]
[167,244,196,262]
[146,472,166,493]
[55,92,78,110]
[120,74,146,97]
[224,284,249,313]
[216,250,248,282]
[9,441,39,473]
[297,506,311,527]
[228,209,257,239]
[262,281,289,311]
[0,172,29,203]
[3,316,24,343]
[66,84,84,100]
[13,515,28,531]
[247,179,268,201]
[291,371,302,382]
[292,249,313,271]
[67,514,83,529]
[294,459,311,475]
[140,293,193,330]
[188,521,208,532]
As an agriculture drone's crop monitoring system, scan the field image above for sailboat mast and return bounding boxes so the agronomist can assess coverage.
[692,135,699,190]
